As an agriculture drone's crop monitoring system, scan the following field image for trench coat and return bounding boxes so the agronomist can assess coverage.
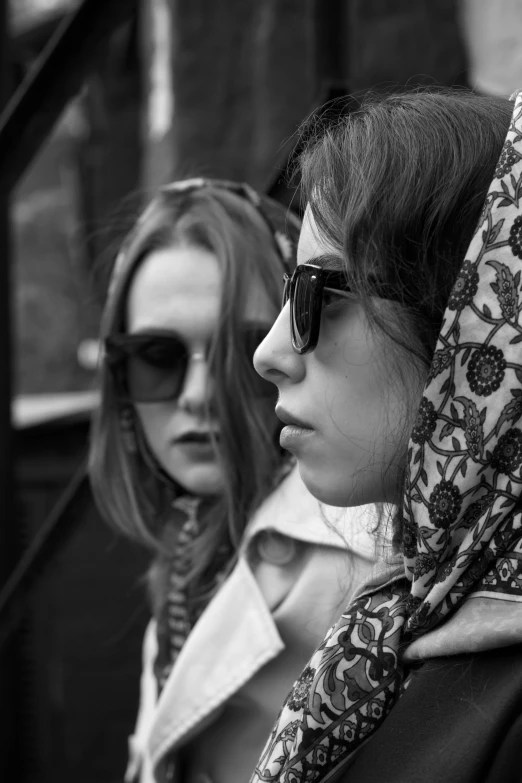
[125,465,379,783]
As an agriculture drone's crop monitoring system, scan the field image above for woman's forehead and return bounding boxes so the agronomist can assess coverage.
[126,245,221,332]
[126,243,277,334]
[297,205,338,265]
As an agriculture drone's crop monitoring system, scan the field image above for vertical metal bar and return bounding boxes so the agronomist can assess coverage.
[0,0,18,776]
[141,0,175,192]
[0,0,136,194]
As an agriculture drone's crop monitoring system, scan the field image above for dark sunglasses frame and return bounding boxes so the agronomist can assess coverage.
[104,331,189,403]
[104,327,273,403]
[282,264,352,354]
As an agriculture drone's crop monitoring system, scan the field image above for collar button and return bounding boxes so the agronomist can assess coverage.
[256,530,297,565]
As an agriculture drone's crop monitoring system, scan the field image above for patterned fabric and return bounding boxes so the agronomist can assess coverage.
[155,459,297,691]
[250,94,522,783]
[153,498,198,690]
[153,497,227,691]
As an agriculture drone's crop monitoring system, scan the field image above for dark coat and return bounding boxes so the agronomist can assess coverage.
[341,644,522,783]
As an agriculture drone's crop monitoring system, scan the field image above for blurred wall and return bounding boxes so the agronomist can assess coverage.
[460,0,522,97]
[147,0,466,195]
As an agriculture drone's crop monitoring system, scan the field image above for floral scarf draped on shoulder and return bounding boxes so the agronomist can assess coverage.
[250,94,522,783]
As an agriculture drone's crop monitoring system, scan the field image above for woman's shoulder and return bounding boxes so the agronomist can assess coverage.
[343,643,522,783]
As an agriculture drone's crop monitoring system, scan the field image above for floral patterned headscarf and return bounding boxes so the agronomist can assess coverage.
[250,93,522,782]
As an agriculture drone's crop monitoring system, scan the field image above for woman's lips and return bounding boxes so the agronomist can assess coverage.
[175,431,218,444]
[276,406,314,452]
[275,406,313,430]
[279,424,314,451]
[172,431,219,460]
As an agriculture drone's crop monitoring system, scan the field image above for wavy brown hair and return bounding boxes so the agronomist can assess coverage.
[298,89,512,545]
[89,186,292,599]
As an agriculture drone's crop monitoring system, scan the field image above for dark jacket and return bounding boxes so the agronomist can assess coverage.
[341,644,522,783]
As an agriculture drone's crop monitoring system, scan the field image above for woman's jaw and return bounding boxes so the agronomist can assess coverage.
[160,441,225,496]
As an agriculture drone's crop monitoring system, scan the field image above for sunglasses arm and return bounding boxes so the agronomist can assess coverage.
[323,287,354,299]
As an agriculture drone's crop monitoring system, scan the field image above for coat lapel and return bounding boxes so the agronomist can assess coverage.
[148,556,284,766]
[243,465,378,558]
[147,465,379,770]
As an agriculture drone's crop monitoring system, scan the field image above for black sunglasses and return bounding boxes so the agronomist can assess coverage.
[105,327,273,403]
[282,264,352,354]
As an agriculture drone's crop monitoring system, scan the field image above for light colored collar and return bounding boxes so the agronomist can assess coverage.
[147,466,381,768]
[148,557,283,768]
[242,464,379,561]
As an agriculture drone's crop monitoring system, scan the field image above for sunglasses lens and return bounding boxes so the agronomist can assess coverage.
[125,337,187,402]
[292,271,315,351]
[109,325,276,403]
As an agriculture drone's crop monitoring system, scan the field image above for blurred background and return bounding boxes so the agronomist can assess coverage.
[2,1,522,780]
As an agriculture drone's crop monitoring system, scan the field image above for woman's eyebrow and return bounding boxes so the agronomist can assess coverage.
[306,253,345,270]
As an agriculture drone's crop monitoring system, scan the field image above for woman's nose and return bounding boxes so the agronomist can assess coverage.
[253,304,304,386]
[177,355,214,415]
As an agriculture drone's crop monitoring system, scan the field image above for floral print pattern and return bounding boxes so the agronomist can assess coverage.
[250,94,522,783]
[287,667,315,711]
[491,427,522,474]
[466,345,506,396]
[402,516,418,559]
[413,553,436,578]
[509,215,522,259]
[411,397,438,444]
[428,480,462,529]
[448,260,479,311]
[495,139,521,179]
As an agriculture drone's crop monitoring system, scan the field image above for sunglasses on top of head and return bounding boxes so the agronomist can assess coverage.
[282,263,354,354]
[105,326,274,403]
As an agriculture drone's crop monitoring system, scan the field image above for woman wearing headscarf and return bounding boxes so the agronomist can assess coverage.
[253,89,522,782]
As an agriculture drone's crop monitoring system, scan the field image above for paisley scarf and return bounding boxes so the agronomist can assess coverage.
[250,93,522,783]
[152,496,229,691]
[110,178,302,692]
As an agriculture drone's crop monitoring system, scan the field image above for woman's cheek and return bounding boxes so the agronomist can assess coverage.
[135,405,172,459]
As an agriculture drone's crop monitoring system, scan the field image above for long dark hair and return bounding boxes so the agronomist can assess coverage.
[89,185,293,598]
[299,89,512,542]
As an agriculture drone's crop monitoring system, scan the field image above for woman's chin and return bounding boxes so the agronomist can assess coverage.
[298,463,368,508]
[168,461,224,497]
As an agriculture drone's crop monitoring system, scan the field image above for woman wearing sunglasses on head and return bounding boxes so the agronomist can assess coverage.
[89,179,378,783]
[253,90,522,783]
